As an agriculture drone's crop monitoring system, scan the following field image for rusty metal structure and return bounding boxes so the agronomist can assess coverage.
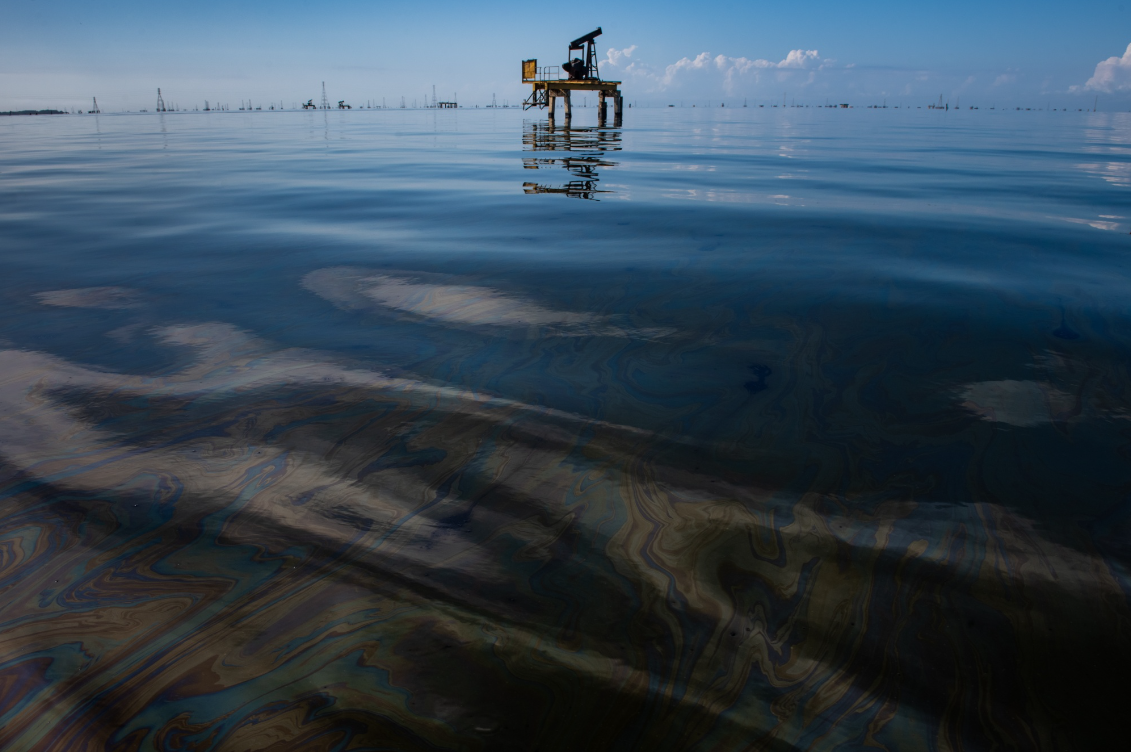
[523,27,622,124]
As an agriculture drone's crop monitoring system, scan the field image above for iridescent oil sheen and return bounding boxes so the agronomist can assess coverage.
[0,108,1129,750]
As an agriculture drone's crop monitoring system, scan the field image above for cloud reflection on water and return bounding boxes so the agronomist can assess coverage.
[303,267,671,340]
[35,286,142,309]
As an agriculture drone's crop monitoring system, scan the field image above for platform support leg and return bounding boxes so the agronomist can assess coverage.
[613,92,622,125]
[599,92,607,122]
[548,91,555,120]
[563,90,572,120]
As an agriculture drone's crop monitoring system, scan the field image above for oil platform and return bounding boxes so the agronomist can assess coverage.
[523,28,622,124]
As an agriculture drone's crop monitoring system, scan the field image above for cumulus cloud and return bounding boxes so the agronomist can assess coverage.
[600,46,831,95]
[604,45,637,66]
[714,50,823,92]
[776,49,822,69]
[661,52,715,84]
[708,49,821,76]
[642,49,825,90]
[993,72,1017,87]
[1077,43,1131,92]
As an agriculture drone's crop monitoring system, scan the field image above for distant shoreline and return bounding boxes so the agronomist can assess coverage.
[1,110,68,116]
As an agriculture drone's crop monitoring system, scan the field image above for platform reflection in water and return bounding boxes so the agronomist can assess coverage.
[522,120,620,200]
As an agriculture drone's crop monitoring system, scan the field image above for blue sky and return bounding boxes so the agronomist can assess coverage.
[3,1,1130,110]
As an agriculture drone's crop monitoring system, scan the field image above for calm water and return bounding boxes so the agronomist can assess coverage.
[1,107,1130,750]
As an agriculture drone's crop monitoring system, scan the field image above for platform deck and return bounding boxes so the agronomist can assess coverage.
[525,80,622,92]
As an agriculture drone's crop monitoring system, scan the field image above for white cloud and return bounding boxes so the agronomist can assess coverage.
[714,50,823,93]
[715,49,821,75]
[779,49,823,69]
[660,52,715,85]
[993,72,1016,87]
[631,49,825,91]
[1077,43,1131,92]
[599,47,841,97]
[604,45,637,66]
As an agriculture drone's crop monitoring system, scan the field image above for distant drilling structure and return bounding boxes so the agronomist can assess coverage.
[64,81,1109,117]
[33,59,1117,119]
[71,47,1095,117]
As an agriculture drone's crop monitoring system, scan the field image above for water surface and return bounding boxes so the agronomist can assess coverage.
[1,107,1130,751]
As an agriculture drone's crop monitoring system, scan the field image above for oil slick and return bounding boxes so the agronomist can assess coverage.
[2,108,1131,751]
[0,314,1128,750]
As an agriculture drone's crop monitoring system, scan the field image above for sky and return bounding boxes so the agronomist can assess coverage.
[3,0,1131,111]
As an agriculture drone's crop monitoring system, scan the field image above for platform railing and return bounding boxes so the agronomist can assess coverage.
[523,65,564,82]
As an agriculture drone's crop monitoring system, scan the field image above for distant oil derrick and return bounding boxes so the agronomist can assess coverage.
[320,82,331,110]
[156,88,166,112]
[90,97,100,114]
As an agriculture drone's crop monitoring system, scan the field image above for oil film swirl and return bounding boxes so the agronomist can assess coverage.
[0,272,1129,751]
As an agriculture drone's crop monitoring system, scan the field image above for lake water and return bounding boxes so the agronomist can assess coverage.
[1,107,1130,750]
